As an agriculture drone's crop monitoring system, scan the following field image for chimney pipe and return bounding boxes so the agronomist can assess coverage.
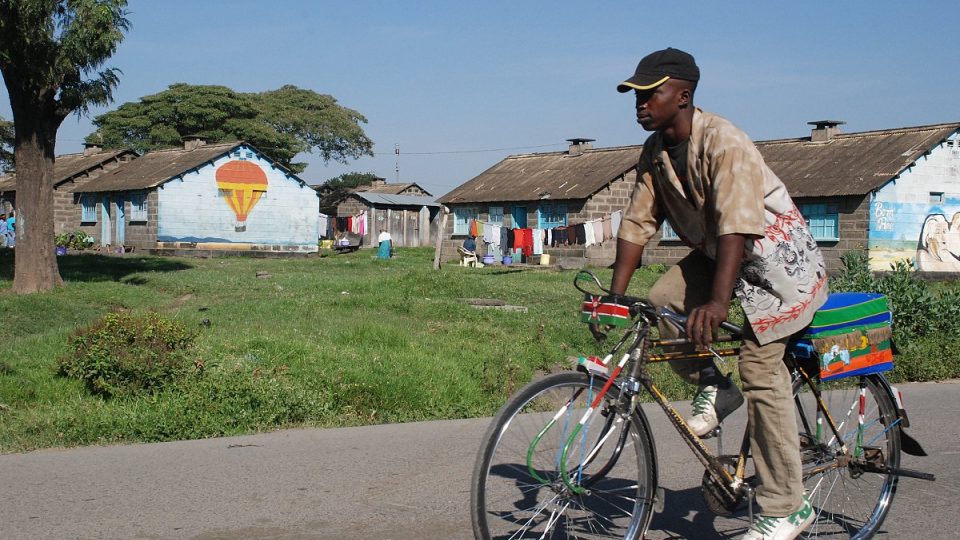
[808,120,845,142]
[182,135,207,151]
[566,138,595,156]
[82,142,102,156]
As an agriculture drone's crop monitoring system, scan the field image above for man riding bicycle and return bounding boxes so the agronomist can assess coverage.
[610,48,828,540]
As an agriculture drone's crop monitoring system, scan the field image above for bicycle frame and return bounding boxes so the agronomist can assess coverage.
[531,292,859,505]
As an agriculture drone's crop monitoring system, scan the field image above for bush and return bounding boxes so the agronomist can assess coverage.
[59,311,200,398]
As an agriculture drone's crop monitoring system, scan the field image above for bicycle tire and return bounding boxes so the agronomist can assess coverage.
[471,372,657,540]
[793,374,901,539]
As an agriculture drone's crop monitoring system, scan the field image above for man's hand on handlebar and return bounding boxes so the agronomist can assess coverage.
[686,300,728,348]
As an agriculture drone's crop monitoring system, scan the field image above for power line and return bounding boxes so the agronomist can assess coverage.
[381,143,565,156]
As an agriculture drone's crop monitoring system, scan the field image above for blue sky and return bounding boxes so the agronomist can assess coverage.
[2,1,959,196]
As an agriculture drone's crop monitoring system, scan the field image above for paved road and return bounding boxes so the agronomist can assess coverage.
[2,380,958,539]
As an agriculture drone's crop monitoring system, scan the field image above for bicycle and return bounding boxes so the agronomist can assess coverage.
[470,270,934,539]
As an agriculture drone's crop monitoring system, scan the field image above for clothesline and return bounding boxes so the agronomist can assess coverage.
[468,210,622,257]
[319,210,368,239]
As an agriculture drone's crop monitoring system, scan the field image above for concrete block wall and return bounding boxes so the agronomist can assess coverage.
[643,194,869,274]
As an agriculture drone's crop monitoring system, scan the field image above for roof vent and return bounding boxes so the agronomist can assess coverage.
[808,120,845,142]
[82,142,102,156]
[182,135,208,151]
[567,138,595,156]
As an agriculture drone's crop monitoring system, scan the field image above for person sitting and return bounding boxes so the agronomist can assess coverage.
[462,235,477,253]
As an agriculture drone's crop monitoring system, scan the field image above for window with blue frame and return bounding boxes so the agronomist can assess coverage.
[130,192,148,221]
[454,206,479,235]
[800,203,839,241]
[537,203,567,229]
[80,195,97,222]
[488,206,504,225]
[660,220,680,241]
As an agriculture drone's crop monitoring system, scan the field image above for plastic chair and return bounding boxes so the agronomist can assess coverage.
[458,246,479,267]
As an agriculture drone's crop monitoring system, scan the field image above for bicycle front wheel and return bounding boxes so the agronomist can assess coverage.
[793,374,901,539]
[471,372,657,540]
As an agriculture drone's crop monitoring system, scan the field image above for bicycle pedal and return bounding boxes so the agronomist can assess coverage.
[699,426,722,440]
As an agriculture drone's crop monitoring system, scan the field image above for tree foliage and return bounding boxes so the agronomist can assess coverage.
[88,83,374,173]
[317,171,379,214]
[0,116,12,172]
[0,0,129,294]
[322,171,380,191]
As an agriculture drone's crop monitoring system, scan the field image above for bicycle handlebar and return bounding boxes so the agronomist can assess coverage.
[575,270,743,339]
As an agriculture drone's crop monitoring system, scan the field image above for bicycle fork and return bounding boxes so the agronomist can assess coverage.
[526,352,634,495]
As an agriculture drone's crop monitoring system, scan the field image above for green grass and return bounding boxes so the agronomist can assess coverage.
[0,248,654,452]
[1,248,957,453]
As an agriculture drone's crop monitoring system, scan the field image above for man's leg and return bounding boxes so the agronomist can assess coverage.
[738,327,804,516]
[647,252,743,436]
[647,252,714,384]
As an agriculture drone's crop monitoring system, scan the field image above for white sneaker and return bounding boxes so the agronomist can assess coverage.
[687,378,744,437]
[740,496,815,540]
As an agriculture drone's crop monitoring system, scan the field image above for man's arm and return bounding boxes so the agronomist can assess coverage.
[686,233,746,347]
[610,238,645,295]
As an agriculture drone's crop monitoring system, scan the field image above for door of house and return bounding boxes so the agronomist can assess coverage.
[100,196,112,246]
[115,195,126,247]
[512,206,527,228]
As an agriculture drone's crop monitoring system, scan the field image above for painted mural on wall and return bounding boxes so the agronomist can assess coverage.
[917,212,960,271]
[215,160,268,232]
[868,198,960,272]
[156,146,319,251]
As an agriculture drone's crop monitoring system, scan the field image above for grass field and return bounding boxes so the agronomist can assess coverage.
[0,247,673,452]
[1,247,957,453]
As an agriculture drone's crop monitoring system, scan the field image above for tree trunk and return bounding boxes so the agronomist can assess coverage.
[9,94,64,294]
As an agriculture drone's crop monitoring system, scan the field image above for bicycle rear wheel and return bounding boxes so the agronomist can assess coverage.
[793,374,901,539]
[471,372,657,540]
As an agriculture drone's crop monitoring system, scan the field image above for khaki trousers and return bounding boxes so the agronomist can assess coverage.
[647,252,803,516]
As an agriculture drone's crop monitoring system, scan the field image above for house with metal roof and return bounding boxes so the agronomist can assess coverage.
[437,138,642,266]
[0,144,138,217]
[438,123,960,273]
[59,139,321,255]
[334,185,440,248]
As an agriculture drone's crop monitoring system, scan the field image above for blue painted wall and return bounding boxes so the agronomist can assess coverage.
[869,134,960,271]
[157,146,318,251]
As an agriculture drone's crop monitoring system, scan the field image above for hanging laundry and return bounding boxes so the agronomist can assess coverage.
[584,221,596,247]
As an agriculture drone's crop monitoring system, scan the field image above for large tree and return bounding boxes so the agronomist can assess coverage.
[0,116,13,172]
[0,0,129,293]
[89,83,374,173]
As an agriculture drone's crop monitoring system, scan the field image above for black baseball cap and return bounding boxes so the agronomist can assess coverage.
[617,47,700,93]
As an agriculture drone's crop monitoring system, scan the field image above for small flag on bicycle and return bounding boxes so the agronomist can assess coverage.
[580,294,632,327]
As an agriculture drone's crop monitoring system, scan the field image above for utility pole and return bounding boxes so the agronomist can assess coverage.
[394,143,400,183]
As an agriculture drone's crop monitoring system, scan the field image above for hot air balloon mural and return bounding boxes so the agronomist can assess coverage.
[215,160,268,232]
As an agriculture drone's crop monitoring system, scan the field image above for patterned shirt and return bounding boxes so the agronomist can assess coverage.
[619,109,829,344]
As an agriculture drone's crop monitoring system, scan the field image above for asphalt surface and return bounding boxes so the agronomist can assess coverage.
[1,380,957,539]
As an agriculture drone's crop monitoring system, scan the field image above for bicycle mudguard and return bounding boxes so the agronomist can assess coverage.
[874,374,929,457]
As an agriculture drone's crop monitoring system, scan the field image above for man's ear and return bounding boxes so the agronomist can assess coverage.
[678,88,691,109]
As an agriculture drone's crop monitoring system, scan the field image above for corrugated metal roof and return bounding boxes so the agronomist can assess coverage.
[438,123,960,204]
[67,142,243,193]
[356,182,432,196]
[0,149,137,192]
[352,192,439,207]
[437,145,640,204]
[757,122,960,197]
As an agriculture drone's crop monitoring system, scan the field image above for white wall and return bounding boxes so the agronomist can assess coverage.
[157,146,319,252]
